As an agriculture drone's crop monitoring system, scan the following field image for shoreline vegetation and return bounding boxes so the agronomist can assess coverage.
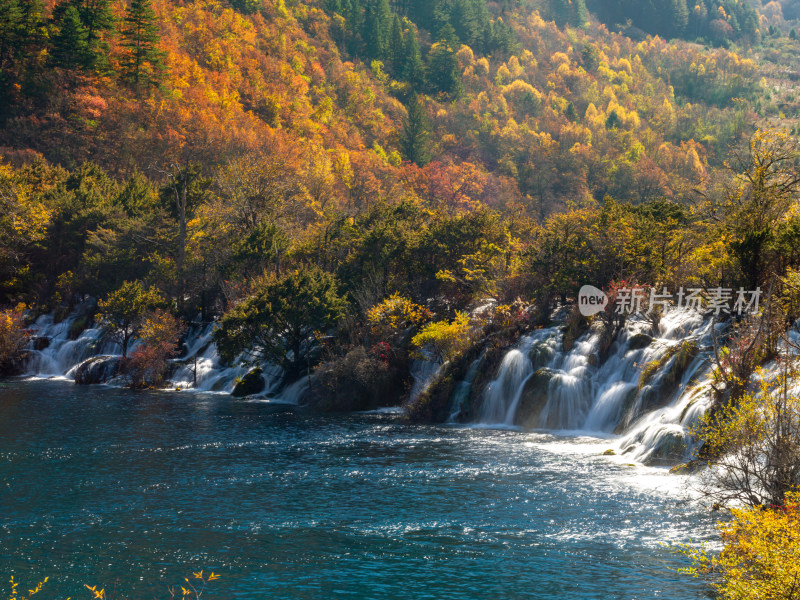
[3,0,800,596]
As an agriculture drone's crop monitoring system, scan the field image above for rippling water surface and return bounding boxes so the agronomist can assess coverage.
[0,380,715,599]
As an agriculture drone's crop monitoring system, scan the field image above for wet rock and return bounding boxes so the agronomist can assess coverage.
[669,460,704,474]
[68,316,90,340]
[529,341,556,369]
[643,431,687,466]
[0,351,30,377]
[231,367,266,397]
[516,368,554,428]
[74,355,120,384]
[627,333,653,350]
[33,336,50,351]
[311,347,405,412]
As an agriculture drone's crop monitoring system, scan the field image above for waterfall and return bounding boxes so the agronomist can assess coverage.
[167,323,258,393]
[23,308,289,400]
[22,304,735,462]
[448,354,484,421]
[470,308,718,463]
[476,329,560,425]
[409,351,442,402]
[479,345,533,424]
[25,312,122,377]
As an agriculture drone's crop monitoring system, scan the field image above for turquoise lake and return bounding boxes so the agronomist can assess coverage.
[0,379,716,599]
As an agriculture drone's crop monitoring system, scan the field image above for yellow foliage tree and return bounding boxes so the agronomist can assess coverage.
[411,311,474,363]
[0,304,29,372]
[683,492,800,600]
[367,293,431,344]
[695,372,800,508]
[0,163,51,285]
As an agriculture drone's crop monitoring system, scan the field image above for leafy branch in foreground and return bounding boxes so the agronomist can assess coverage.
[8,576,56,600]
[681,494,800,600]
[84,570,220,600]
[694,368,800,509]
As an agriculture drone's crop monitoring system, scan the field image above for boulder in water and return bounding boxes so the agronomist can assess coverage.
[529,341,556,369]
[627,333,653,350]
[74,355,120,385]
[669,460,704,474]
[232,368,266,397]
[311,347,404,412]
[33,336,50,351]
[644,431,687,466]
[517,368,554,428]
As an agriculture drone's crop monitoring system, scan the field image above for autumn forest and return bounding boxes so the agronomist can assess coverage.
[6,0,800,596]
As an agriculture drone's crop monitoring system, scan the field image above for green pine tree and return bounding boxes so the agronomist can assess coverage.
[489,17,518,55]
[119,0,165,87]
[549,0,571,27]
[388,14,404,74]
[0,0,22,67]
[668,0,688,36]
[549,0,585,28]
[426,41,462,100]
[51,5,91,70]
[400,93,431,165]
[401,25,424,87]
[573,0,588,27]
[362,0,390,59]
[565,102,578,122]
[51,0,113,70]
[17,0,46,47]
[78,0,115,49]
[229,0,261,13]
[344,0,363,56]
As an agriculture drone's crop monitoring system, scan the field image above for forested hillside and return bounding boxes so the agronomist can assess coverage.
[2,0,800,393]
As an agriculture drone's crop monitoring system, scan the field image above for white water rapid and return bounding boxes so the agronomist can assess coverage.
[22,308,290,399]
[474,308,718,464]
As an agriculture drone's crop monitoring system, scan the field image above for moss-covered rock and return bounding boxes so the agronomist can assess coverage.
[669,460,704,474]
[74,355,120,384]
[406,370,456,423]
[0,351,30,377]
[33,336,50,351]
[68,316,89,341]
[529,340,557,369]
[638,340,700,411]
[232,367,266,397]
[406,341,498,424]
[561,306,589,352]
[516,367,554,428]
[627,332,653,350]
[644,431,687,466]
[310,347,407,412]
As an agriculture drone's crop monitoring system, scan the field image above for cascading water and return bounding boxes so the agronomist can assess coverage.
[409,354,442,402]
[23,307,292,400]
[25,313,123,377]
[478,333,539,425]
[24,303,728,460]
[473,308,718,463]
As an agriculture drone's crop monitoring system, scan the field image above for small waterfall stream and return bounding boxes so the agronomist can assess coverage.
[23,310,286,399]
[474,309,717,463]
